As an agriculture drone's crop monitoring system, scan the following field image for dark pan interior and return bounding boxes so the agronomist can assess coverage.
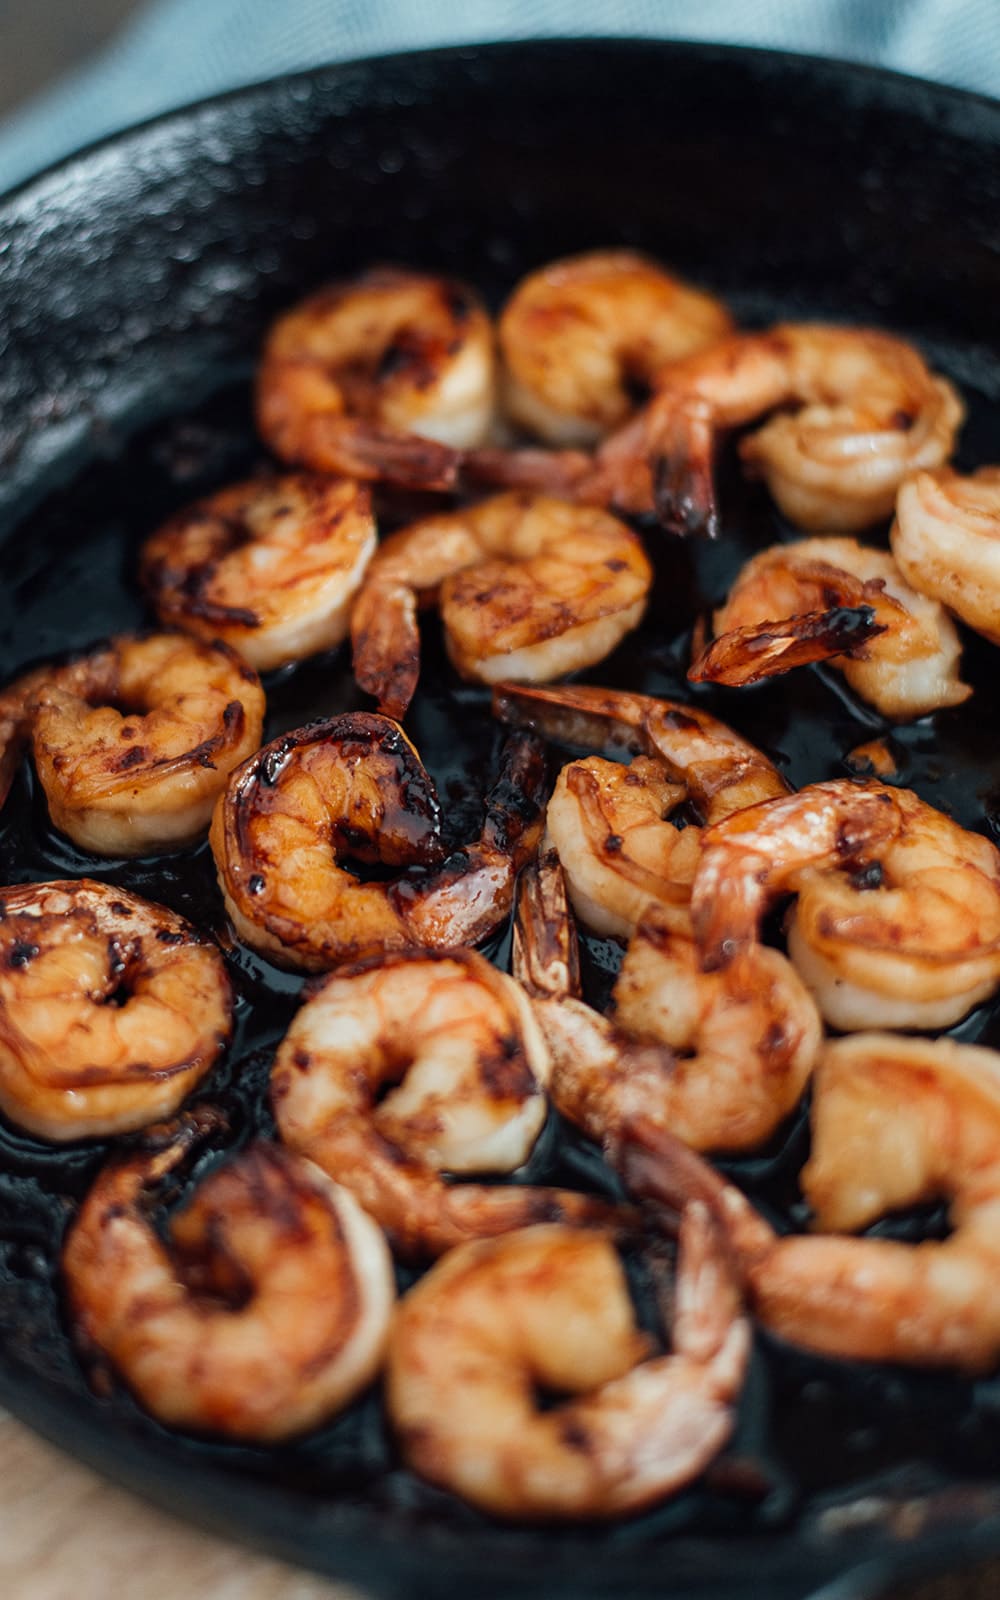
[1,40,1000,1600]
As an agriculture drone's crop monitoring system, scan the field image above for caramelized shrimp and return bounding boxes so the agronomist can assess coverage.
[211,712,545,971]
[692,778,1000,1030]
[17,634,264,856]
[643,324,963,536]
[497,250,733,447]
[139,474,376,671]
[516,855,819,1154]
[619,1037,1000,1373]
[494,682,788,940]
[256,268,494,490]
[351,492,651,721]
[689,537,969,719]
[272,948,610,1258]
[891,466,1000,644]
[63,1113,395,1439]
[0,881,230,1141]
[386,1208,749,1518]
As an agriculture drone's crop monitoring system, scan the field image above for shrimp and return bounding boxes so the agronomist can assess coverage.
[271,948,612,1258]
[891,466,1000,645]
[210,711,545,971]
[691,778,1000,1030]
[386,1207,749,1519]
[63,1112,395,1439]
[13,633,265,856]
[256,268,495,490]
[618,1036,1000,1373]
[350,492,651,722]
[0,880,231,1142]
[494,682,788,940]
[139,474,376,672]
[515,855,820,1154]
[688,537,970,719]
[641,324,963,537]
[497,250,734,448]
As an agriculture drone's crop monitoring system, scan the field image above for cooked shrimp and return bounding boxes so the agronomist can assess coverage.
[640,324,963,537]
[891,466,1000,645]
[211,711,545,971]
[139,474,376,671]
[0,880,230,1142]
[515,856,820,1153]
[63,1112,395,1439]
[18,634,265,856]
[494,682,788,940]
[350,492,651,722]
[618,1036,1000,1372]
[691,778,1000,1030]
[272,948,612,1257]
[386,1206,749,1519]
[689,537,970,719]
[256,268,494,490]
[497,250,733,447]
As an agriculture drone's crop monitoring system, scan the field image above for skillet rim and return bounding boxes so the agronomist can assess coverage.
[1,36,999,1599]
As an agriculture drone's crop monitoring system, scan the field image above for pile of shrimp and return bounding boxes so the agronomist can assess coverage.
[5,244,1000,1527]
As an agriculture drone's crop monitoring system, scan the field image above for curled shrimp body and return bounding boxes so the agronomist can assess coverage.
[256,268,495,490]
[689,537,969,719]
[619,1037,1000,1373]
[211,712,545,971]
[16,634,265,856]
[386,1207,749,1519]
[891,467,1000,645]
[692,779,1000,1030]
[63,1114,395,1439]
[516,856,819,1154]
[0,881,230,1142]
[351,492,651,722]
[497,250,734,447]
[494,682,788,940]
[272,949,609,1258]
[139,474,376,672]
[646,324,963,537]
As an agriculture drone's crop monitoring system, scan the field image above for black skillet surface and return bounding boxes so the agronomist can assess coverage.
[1,39,1000,1600]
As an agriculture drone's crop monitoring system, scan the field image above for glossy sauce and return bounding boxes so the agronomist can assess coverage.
[0,372,999,1544]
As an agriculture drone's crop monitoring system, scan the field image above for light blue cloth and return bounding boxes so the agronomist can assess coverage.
[2,0,999,195]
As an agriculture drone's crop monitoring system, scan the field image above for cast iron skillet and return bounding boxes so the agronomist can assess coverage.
[1,39,1000,1600]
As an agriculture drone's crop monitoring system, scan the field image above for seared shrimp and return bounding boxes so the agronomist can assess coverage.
[211,712,545,971]
[387,1208,749,1519]
[63,1113,394,1439]
[494,682,788,940]
[619,1036,1000,1372]
[516,856,820,1154]
[272,948,611,1258]
[692,779,1000,1030]
[0,881,230,1142]
[643,324,963,536]
[689,537,969,719]
[139,474,376,672]
[256,268,494,490]
[497,250,733,447]
[351,492,651,720]
[891,466,1000,645]
[15,634,265,856]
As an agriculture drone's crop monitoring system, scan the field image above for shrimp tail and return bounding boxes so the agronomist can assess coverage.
[688,605,887,687]
[311,418,462,492]
[650,398,719,538]
[107,1104,228,1204]
[492,680,653,757]
[513,849,581,1000]
[672,1201,749,1369]
[352,581,421,722]
[459,445,593,497]
[609,1116,777,1264]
